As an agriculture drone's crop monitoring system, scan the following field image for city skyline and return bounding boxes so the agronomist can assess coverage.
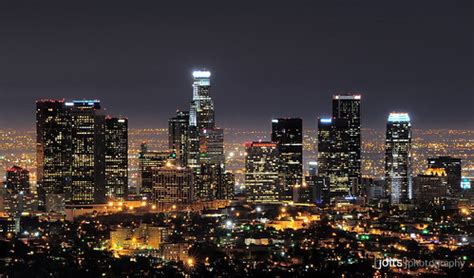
[0,0,472,130]
[0,1,472,276]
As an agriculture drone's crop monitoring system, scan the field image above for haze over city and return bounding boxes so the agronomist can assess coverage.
[0,0,472,130]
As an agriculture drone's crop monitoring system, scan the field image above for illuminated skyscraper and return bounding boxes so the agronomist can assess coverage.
[385,112,412,205]
[188,70,215,171]
[317,117,350,200]
[182,70,229,201]
[168,110,189,166]
[189,70,214,130]
[244,142,281,203]
[332,94,361,192]
[69,100,106,205]
[37,99,125,208]
[105,117,128,200]
[271,118,303,201]
[36,99,72,210]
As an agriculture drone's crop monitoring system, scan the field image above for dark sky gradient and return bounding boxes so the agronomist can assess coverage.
[0,0,472,130]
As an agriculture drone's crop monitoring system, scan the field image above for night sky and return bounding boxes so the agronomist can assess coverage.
[0,0,472,130]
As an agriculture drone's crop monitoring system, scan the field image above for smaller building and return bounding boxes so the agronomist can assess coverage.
[151,166,194,204]
[244,142,281,203]
[413,168,448,204]
[3,166,37,217]
[159,242,192,262]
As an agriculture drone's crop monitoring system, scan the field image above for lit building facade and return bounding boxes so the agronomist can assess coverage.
[105,117,128,200]
[36,99,72,210]
[427,156,462,196]
[151,166,194,204]
[188,70,215,171]
[271,118,303,201]
[5,166,30,193]
[317,117,350,200]
[138,143,173,199]
[413,171,448,204]
[199,128,225,166]
[385,112,412,205]
[190,70,214,130]
[332,94,361,191]
[244,142,281,202]
[69,100,106,205]
[168,110,189,167]
[220,171,235,200]
[37,99,126,209]
[3,166,36,217]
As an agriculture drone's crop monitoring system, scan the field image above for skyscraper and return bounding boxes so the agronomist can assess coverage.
[385,112,412,205]
[37,99,125,209]
[168,110,189,167]
[189,70,214,130]
[317,117,350,200]
[36,99,72,211]
[188,70,216,171]
[244,142,281,203]
[105,117,128,200]
[182,70,229,201]
[427,156,462,196]
[271,118,303,202]
[332,94,361,192]
[69,100,106,205]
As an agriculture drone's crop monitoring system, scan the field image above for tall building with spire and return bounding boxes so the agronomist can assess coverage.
[185,70,228,200]
[164,70,233,202]
[187,70,218,172]
[189,70,215,130]
[385,112,412,205]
